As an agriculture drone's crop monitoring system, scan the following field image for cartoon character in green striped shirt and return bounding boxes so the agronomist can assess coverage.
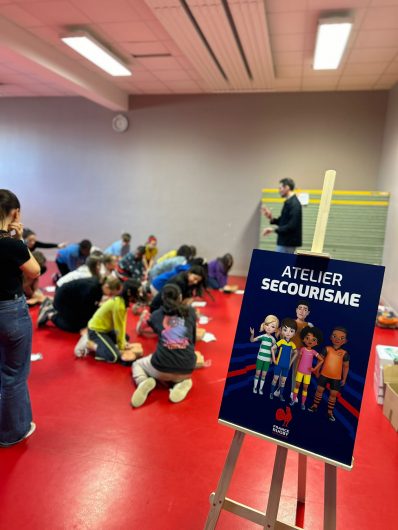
[250,315,279,395]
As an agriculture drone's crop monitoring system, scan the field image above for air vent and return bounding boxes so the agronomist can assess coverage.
[221,0,252,80]
[180,0,228,82]
[132,53,172,58]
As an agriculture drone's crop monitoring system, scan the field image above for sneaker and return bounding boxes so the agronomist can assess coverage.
[169,378,193,403]
[37,304,52,327]
[301,403,306,411]
[259,388,263,395]
[23,422,36,440]
[131,378,156,408]
[74,333,89,358]
[0,422,36,447]
[290,399,296,406]
[308,405,317,413]
[269,392,274,400]
[328,414,336,422]
[279,394,285,402]
[253,387,258,394]
[273,388,280,397]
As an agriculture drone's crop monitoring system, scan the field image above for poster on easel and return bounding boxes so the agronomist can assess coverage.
[219,249,384,469]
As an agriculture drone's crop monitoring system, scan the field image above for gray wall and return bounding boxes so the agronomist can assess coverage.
[0,92,388,274]
[378,84,398,310]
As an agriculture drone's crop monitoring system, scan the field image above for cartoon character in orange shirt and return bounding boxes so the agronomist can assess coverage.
[308,327,349,422]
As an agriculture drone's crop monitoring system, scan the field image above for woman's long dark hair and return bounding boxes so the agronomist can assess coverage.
[120,279,140,307]
[0,189,20,225]
[188,264,207,297]
[161,283,189,317]
[219,253,233,273]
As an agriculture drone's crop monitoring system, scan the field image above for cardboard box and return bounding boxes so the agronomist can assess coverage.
[375,345,398,383]
[374,364,398,405]
[374,373,384,405]
[383,383,398,431]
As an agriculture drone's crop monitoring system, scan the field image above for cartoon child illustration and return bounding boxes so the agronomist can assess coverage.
[250,315,279,395]
[270,318,297,402]
[290,300,313,394]
[289,326,323,410]
[308,327,349,422]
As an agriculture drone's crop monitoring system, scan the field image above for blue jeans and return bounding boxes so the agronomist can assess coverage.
[275,245,297,254]
[0,296,33,445]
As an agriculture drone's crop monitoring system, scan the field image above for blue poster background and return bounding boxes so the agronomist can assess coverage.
[218,249,384,468]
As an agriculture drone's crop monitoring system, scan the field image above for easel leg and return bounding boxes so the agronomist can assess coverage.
[263,446,288,530]
[324,463,337,530]
[204,430,245,530]
[297,454,307,503]
[295,454,307,527]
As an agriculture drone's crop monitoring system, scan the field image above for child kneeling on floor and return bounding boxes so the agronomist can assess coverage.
[74,279,142,363]
[131,283,197,407]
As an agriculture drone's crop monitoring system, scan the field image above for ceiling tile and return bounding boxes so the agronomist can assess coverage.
[131,81,172,93]
[137,56,182,70]
[275,65,302,78]
[370,0,398,5]
[347,48,398,63]
[374,74,398,88]
[268,12,307,35]
[175,55,195,69]
[302,76,339,88]
[98,21,158,42]
[273,51,303,66]
[272,77,301,89]
[19,1,91,26]
[126,0,156,21]
[265,0,307,13]
[69,0,141,24]
[308,0,369,8]
[0,4,43,27]
[162,40,184,56]
[121,41,169,55]
[338,73,381,87]
[271,33,305,52]
[386,62,398,74]
[144,18,172,41]
[153,69,193,81]
[355,29,398,48]
[343,62,389,75]
[361,6,398,30]
[164,79,201,91]
[185,69,203,81]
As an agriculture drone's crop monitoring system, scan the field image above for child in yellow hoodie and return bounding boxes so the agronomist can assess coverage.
[75,279,141,363]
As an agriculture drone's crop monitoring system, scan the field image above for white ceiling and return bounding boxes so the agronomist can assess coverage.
[0,0,397,109]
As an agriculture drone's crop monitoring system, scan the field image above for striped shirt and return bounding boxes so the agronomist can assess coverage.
[257,335,275,362]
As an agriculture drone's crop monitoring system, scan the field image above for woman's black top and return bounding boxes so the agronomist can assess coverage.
[0,231,30,300]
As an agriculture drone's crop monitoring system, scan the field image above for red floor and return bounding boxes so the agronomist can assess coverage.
[0,273,397,529]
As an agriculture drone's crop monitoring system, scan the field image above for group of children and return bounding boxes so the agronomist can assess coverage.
[31,231,235,407]
[250,300,350,422]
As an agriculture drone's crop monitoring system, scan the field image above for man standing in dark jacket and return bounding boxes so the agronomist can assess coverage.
[262,178,302,254]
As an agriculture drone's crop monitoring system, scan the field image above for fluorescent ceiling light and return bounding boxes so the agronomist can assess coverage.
[313,16,353,70]
[61,33,131,76]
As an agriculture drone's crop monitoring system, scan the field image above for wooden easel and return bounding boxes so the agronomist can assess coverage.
[204,170,339,530]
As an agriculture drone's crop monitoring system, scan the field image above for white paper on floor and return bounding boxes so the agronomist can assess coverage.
[192,301,207,307]
[235,290,245,295]
[202,332,216,343]
[199,315,210,324]
[31,353,43,361]
[44,286,56,292]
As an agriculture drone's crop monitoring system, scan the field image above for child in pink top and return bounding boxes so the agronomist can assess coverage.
[290,326,323,410]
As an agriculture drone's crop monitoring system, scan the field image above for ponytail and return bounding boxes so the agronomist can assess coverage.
[162,283,189,317]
